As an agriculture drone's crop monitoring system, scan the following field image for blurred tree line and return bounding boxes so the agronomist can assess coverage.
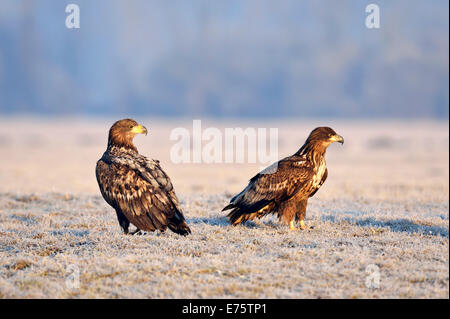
[0,0,448,118]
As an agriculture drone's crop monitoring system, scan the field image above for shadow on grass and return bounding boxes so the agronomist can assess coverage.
[50,229,90,237]
[322,215,448,237]
[187,216,269,229]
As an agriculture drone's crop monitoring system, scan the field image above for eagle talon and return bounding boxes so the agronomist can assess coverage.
[299,220,307,230]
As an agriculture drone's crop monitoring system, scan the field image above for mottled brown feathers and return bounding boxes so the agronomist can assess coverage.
[223,127,343,229]
[96,119,191,236]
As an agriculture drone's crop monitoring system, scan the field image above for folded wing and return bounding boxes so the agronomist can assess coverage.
[96,156,190,235]
[223,156,314,224]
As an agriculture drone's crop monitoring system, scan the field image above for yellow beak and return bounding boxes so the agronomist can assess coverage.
[131,125,148,135]
[330,134,344,144]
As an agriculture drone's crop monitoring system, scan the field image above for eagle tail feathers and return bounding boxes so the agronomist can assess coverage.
[222,203,235,211]
[227,208,245,225]
[227,202,275,225]
[166,207,192,236]
[227,207,259,225]
[168,221,191,236]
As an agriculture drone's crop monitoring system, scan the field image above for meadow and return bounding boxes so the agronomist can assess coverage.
[0,118,448,298]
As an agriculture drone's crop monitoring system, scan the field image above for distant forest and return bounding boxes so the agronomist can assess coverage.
[0,0,448,118]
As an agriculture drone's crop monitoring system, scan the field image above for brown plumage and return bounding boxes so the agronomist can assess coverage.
[222,127,344,230]
[96,119,191,236]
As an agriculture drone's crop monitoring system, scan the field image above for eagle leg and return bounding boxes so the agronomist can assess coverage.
[289,221,297,231]
[278,197,298,230]
[295,199,309,230]
[115,209,130,234]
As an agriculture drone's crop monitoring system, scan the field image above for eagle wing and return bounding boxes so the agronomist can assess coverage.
[223,155,314,217]
[96,155,190,235]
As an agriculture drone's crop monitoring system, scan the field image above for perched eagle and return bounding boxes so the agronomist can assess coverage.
[96,119,191,236]
[223,127,344,230]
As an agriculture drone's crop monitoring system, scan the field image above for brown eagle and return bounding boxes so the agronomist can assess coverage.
[96,119,191,236]
[223,127,344,230]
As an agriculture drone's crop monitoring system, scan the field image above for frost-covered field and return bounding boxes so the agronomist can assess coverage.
[0,118,448,298]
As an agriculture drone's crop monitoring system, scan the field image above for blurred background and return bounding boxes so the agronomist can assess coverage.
[0,1,448,197]
[0,0,448,119]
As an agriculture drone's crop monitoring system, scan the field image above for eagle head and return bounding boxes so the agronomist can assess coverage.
[307,127,344,146]
[108,118,148,149]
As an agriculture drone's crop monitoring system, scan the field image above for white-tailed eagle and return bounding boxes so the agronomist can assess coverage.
[96,119,191,236]
[223,127,344,230]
